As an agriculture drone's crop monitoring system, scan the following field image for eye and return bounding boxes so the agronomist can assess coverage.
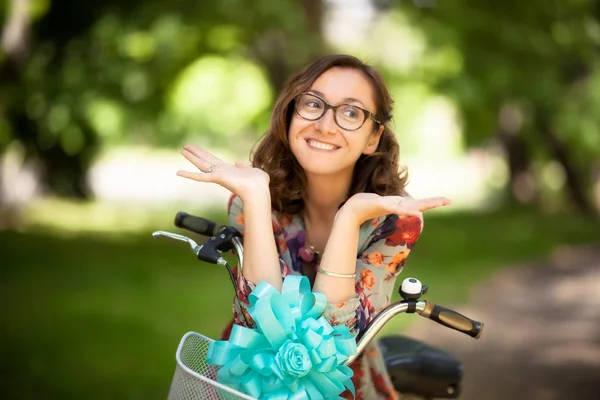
[340,106,362,120]
[305,100,322,109]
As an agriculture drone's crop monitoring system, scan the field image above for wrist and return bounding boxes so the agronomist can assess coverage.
[239,185,271,205]
[334,204,363,229]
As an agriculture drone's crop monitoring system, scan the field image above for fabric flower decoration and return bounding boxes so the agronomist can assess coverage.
[206,275,357,399]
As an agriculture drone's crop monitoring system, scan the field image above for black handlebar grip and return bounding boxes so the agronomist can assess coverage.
[423,303,484,339]
[174,212,222,237]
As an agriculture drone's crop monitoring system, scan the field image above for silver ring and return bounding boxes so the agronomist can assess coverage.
[207,164,215,173]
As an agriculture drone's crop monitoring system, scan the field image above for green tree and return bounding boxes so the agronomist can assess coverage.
[1,0,327,200]
[387,0,600,214]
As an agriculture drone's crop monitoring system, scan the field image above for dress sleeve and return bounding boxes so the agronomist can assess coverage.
[321,214,424,336]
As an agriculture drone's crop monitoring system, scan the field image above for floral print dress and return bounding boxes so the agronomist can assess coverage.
[220,195,423,399]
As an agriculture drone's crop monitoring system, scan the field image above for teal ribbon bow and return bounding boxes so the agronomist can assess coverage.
[207,275,357,399]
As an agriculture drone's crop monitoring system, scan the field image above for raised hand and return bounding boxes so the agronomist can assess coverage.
[176,144,270,200]
[341,193,451,225]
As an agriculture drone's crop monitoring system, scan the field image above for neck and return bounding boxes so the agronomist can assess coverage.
[303,172,352,225]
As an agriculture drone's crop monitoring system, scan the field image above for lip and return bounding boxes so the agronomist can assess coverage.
[305,138,340,149]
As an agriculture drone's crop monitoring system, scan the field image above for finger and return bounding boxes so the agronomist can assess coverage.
[414,197,452,212]
[176,169,214,182]
[382,199,423,218]
[181,149,214,172]
[183,144,223,164]
[397,209,424,219]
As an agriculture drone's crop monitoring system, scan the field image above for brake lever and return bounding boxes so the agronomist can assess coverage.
[153,229,238,292]
[152,231,201,255]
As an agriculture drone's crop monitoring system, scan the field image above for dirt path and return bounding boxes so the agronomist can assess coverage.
[405,244,600,400]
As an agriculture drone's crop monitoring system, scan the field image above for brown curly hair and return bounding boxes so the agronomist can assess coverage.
[251,54,408,213]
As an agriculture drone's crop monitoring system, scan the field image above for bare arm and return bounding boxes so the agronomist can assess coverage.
[312,207,360,303]
[237,191,283,291]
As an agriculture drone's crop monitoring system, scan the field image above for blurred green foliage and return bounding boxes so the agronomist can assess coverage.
[2,0,599,210]
[391,0,600,212]
[1,0,324,196]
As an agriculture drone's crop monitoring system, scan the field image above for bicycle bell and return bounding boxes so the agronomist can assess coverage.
[399,277,428,301]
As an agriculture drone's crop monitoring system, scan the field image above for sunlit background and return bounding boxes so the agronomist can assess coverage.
[1,0,599,399]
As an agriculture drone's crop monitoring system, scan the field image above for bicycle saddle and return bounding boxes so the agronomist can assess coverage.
[379,335,462,398]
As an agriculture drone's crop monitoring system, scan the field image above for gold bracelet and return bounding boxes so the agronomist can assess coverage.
[317,266,356,279]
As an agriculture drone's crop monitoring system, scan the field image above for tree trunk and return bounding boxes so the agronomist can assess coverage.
[251,0,326,92]
[535,109,597,216]
[12,111,95,199]
[496,104,537,205]
[497,130,538,205]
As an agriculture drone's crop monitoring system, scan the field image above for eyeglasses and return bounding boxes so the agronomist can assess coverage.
[294,93,381,131]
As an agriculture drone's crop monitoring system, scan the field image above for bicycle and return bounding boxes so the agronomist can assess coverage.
[153,212,484,399]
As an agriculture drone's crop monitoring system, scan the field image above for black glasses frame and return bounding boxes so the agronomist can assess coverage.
[294,92,381,131]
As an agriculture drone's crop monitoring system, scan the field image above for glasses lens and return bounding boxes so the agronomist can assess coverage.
[296,94,325,120]
[336,105,366,130]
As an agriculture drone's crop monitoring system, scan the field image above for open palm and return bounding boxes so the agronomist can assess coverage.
[344,193,451,225]
[176,144,270,199]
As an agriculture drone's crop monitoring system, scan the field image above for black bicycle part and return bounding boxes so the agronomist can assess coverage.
[195,226,239,263]
[379,335,462,398]
[424,303,484,339]
[174,213,242,292]
[175,212,223,237]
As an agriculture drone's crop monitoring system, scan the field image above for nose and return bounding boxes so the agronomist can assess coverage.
[313,108,337,134]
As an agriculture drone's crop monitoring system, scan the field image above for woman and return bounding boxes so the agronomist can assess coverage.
[177,54,451,399]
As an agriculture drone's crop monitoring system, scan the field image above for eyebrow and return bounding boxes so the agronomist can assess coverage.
[309,90,367,108]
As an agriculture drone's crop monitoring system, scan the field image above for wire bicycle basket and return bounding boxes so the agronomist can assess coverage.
[168,332,255,400]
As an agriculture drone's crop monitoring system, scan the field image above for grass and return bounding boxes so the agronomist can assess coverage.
[1,204,599,399]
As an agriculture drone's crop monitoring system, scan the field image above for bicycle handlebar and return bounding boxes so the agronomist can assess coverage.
[351,300,483,364]
[154,212,484,359]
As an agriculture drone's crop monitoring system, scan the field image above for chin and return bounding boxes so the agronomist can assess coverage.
[296,156,354,178]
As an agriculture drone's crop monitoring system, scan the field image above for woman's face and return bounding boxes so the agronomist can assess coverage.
[288,67,383,177]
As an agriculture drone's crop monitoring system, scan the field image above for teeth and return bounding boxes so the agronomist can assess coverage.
[308,140,337,151]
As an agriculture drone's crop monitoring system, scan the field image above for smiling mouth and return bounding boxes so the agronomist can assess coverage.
[306,139,340,151]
